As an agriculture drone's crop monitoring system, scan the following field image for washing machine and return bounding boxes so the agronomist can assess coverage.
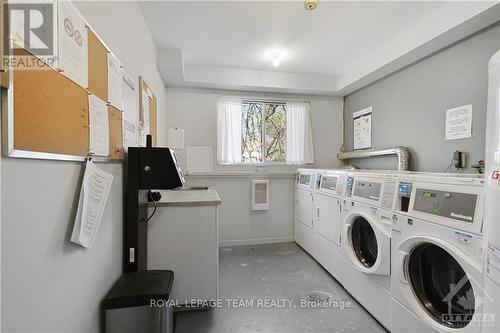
[313,169,347,283]
[391,173,484,333]
[341,170,399,330]
[294,168,318,256]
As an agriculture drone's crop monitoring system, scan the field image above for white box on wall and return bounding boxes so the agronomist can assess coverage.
[251,180,269,211]
[187,146,213,173]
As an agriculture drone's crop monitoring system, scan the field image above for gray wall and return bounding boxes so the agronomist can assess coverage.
[344,24,500,172]
[1,2,166,332]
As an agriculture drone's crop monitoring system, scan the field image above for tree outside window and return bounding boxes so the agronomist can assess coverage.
[241,102,286,163]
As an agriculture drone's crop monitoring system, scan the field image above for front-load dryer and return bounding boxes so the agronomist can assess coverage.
[312,169,347,283]
[391,173,484,333]
[294,168,318,256]
[341,170,399,330]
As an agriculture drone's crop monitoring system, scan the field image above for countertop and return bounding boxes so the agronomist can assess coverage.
[151,187,222,207]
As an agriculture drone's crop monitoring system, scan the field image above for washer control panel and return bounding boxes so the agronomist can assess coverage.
[320,175,338,191]
[353,180,382,201]
[413,188,478,224]
[298,173,312,186]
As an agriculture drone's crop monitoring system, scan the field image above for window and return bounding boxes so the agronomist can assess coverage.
[217,98,314,165]
[241,102,286,163]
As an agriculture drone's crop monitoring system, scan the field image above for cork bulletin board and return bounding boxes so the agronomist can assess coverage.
[150,95,158,146]
[0,2,147,162]
[108,105,124,160]
[12,53,89,156]
[87,29,108,102]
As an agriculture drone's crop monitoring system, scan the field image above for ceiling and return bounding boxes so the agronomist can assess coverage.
[140,1,499,95]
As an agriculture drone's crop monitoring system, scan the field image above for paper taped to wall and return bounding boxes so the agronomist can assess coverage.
[445,104,472,140]
[71,160,114,248]
[58,0,88,88]
[122,71,139,151]
[167,128,185,149]
[107,53,123,109]
[89,94,109,157]
[353,106,372,150]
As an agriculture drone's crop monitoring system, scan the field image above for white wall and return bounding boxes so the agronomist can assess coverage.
[160,88,343,245]
[1,2,165,332]
[161,88,344,171]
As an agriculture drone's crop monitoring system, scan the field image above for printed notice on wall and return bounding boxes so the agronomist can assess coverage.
[107,53,123,110]
[445,105,472,140]
[58,0,88,88]
[71,160,114,248]
[167,128,185,150]
[89,94,109,157]
[122,71,138,151]
[353,107,372,150]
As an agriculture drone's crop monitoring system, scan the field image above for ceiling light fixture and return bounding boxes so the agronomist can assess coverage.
[304,0,319,11]
[271,52,281,67]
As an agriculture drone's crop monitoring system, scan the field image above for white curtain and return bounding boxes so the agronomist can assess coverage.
[217,99,242,164]
[286,102,315,164]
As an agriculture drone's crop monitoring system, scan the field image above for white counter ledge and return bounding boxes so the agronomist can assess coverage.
[152,187,222,207]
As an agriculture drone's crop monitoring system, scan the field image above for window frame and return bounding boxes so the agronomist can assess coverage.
[217,96,313,166]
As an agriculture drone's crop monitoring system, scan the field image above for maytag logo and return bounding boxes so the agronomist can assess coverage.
[450,212,473,222]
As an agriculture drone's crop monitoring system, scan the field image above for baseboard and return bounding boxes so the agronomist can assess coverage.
[219,237,294,247]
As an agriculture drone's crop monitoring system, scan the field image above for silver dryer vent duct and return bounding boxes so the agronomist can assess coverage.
[337,146,410,171]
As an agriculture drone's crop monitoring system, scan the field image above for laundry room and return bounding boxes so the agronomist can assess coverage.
[0,1,499,333]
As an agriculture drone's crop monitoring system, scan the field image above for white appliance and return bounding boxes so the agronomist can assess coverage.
[341,170,398,330]
[312,169,347,283]
[295,169,317,256]
[294,168,347,283]
[482,49,500,333]
[391,173,484,333]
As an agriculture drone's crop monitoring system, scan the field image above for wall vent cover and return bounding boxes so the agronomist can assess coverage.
[252,180,269,210]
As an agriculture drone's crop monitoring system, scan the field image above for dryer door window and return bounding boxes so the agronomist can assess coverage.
[408,243,475,329]
[351,216,378,268]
